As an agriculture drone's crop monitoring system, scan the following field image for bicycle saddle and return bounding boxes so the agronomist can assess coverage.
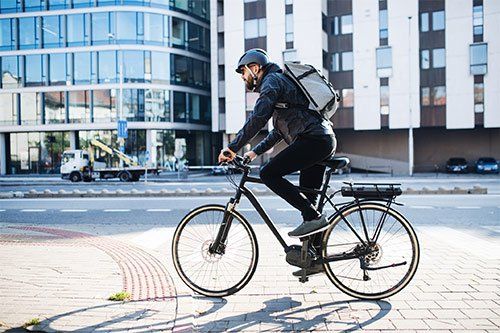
[319,156,350,170]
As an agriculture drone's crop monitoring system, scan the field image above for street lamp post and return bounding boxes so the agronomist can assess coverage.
[408,16,414,176]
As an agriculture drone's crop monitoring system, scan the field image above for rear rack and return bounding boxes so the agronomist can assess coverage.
[341,182,402,199]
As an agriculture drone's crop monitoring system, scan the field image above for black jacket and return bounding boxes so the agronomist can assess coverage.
[228,63,334,155]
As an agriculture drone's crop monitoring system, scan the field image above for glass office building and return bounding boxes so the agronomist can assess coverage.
[0,0,215,174]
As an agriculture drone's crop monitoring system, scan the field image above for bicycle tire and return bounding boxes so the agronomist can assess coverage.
[322,202,419,300]
[172,204,259,297]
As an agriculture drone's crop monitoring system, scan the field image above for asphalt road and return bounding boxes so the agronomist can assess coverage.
[2,173,500,194]
[1,195,499,239]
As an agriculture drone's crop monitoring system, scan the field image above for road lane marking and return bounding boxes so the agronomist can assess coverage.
[146,209,172,212]
[0,209,5,212]
[60,209,87,212]
[277,208,295,212]
[103,209,131,212]
[21,209,46,212]
[456,206,481,209]
[237,208,255,211]
[409,206,434,209]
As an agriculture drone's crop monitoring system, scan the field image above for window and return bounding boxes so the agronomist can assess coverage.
[473,5,483,34]
[1,0,22,13]
[332,17,339,35]
[72,0,92,8]
[474,82,484,113]
[342,89,354,107]
[25,0,43,11]
[49,53,66,85]
[123,51,144,82]
[341,15,353,34]
[342,52,353,71]
[376,47,392,77]
[145,13,163,44]
[421,87,430,106]
[93,89,117,122]
[285,14,293,43]
[44,91,66,124]
[25,55,44,87]
[19,17,38,49]
[1,56,21,88]
[283,50,297,62]
[470,43,487,75]
[173,91,186,122]
[244,18,266,39]
[116,12,137,42]
[92,12,110,45]
[0,19,15,51]
[43,16,63,48]
[152,52,169,83]
[49,0,69,9]
[145,89,169,122]
[420,12,429,32]
[432,11,445,31]
[172,17,185,46]
[0,93,18,125]
[98,51,116,83]
[68,90,90,123]
[188,22,209,54]
[379,9,388,39]
[433,86,446,106]
[73,52,91,84]
[20,92,42,124]
[421,50,430,69]
[67,14,85,46]
[380,85,389,115]
[121,89,145,121]
[331,53,340,72]
[172,54,189,84]
[432,48,445,68]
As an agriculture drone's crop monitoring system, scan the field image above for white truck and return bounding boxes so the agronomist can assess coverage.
[60,139,158,182]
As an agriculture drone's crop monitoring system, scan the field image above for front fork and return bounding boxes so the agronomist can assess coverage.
[209,198,236,255]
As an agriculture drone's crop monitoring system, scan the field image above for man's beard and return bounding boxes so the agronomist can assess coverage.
[245,76,256,91]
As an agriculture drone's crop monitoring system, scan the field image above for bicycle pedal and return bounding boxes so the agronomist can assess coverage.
[299,274,309,283]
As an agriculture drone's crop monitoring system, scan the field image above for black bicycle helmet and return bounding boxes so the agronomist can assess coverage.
[235,48,270,73]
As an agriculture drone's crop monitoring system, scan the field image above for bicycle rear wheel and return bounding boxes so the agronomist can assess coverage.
[322,202,419,300]
[172,204,258,297]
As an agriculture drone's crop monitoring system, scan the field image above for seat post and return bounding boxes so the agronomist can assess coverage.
[317,168,333,213]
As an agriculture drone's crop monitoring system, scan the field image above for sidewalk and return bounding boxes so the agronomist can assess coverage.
[1,222,500,331]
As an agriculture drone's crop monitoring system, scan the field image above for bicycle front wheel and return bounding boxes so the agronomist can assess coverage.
[172,204,258,297]
[322,202,419,300]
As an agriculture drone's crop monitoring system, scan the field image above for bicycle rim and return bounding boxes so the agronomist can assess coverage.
[322,203,419,299]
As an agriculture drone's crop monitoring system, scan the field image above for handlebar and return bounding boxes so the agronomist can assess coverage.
[221,152,251,171]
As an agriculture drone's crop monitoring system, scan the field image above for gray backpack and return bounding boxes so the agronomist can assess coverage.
[283,62,340,123]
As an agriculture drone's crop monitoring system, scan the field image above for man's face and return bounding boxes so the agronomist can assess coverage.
[240,64,260,91]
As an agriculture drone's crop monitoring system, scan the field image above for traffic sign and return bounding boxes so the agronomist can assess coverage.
[117,120,128,138]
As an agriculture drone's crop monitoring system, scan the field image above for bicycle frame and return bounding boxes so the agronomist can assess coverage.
[209,163,398,260]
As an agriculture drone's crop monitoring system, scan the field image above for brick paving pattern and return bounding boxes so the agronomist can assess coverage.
[0,222,499,332]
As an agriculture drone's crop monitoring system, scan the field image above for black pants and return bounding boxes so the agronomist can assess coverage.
[259,134,336,221]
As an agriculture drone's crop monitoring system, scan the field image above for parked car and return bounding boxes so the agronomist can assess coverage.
[445,157,469,173]
[211,165,232,176]
[475,157,499,174]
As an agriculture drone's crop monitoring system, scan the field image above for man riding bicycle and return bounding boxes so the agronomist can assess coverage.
[218,48,337,240]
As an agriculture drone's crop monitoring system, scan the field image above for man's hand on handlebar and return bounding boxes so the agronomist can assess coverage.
[218,148,236,164]
[243,151,257,163]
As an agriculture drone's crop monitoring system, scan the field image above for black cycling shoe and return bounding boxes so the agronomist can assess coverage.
[288,214,329,238]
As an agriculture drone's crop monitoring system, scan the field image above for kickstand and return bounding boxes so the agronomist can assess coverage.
[299,238,309,283]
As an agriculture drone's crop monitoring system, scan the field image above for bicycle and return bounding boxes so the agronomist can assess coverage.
[172,155,420,300]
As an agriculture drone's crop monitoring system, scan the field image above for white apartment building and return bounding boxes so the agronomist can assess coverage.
[211,0,500,174]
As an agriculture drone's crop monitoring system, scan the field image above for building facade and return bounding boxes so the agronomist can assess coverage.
[212,0,500,174]
[0,0,217,175]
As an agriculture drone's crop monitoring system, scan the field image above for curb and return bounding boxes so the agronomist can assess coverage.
[0,186,488,199]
